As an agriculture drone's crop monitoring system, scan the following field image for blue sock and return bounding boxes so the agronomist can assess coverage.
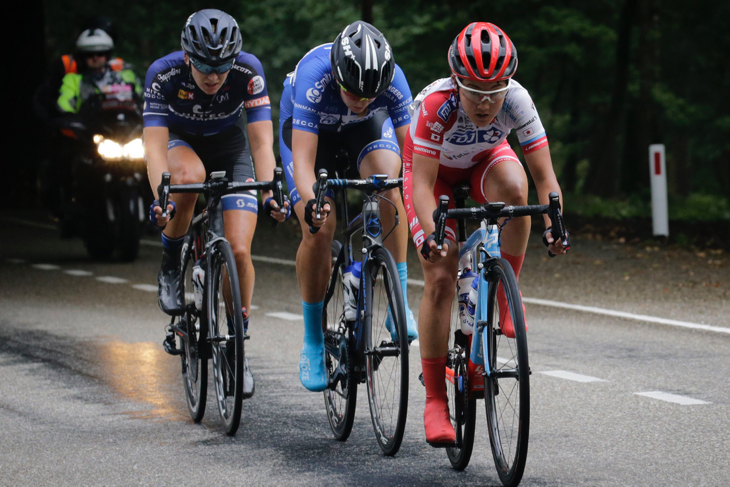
[161,233,184,252]
[302,300,324,346]
[396,262,412,315]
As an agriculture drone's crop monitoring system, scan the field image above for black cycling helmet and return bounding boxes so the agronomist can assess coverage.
[330,21,395,99]
[180,9,242,66]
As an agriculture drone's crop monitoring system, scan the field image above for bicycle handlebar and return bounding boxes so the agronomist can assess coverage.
[308,169,403,234]
[432,191,569,257]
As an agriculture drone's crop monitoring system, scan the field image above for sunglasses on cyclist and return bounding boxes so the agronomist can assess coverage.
[455,77,511,104]
[339,83,375,102]
[190,57,234,75]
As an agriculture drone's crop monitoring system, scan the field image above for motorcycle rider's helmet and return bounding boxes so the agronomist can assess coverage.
[180,9,242,66]
[82,15,117,43]
[75,28,115,56]
[448,22,518,82]
[330,21,395,99]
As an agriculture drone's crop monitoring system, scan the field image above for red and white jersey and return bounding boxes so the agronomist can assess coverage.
[407,78,548,168]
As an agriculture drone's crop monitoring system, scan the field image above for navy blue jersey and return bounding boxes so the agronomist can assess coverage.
[281,43,412,135]
[144,51,271,136]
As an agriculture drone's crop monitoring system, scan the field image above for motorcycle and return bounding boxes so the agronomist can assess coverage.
[55,79,150,261]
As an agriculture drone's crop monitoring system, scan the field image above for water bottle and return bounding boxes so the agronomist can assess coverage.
[457,268,477,334]
[343,261,362,321]
[461,278,478,335]
[192,261,205,310]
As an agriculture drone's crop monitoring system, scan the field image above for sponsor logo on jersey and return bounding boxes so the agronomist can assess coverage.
[178,89,194,100]
[383,127,393,139]
[431,133,441,142]
[156,68,180,83]
[306,87,323,104]
[448,127,504,146]
[292,118,317,128]
[421,102,428,117]
[151,82,161,92]
[244,96,270,109]
[388,85,404,101]
[515,116,536,131]
[319,114,339,125]
[437,94,458,122]
[248,75,265,95]
[232,64,253,75]
[414,145,438,157]
[216,92,229,103]
[426,120,444,133]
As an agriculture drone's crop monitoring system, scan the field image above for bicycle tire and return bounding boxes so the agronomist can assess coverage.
[363,246,409,456]
[483,258,529,487]
[446,290,477,469]
[323,241,357,441]
[179,236,207,422]
[207,240,244,436]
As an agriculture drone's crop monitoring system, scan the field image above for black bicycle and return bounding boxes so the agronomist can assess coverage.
[159,168,285,436]
[311,169,409,456]
[431,187,568,486]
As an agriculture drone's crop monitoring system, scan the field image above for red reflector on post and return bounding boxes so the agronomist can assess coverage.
[654,152,661,175]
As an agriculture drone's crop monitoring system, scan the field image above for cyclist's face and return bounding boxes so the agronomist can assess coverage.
[186,55,230,95]
[339,86,375,115]
[456,77,508,127]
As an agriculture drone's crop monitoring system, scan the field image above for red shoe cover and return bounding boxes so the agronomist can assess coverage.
[421,357,455,444]
[498,253,527,339]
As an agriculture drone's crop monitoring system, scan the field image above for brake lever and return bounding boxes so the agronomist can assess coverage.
[271,167,285,228]
[434,195,450,250]
[157,172,171,219]
[544,191,569,257]
[309,169,328,234]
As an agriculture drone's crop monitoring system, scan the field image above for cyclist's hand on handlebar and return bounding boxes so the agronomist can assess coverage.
[150,200,176,228]
[304,198,331,229]
[420,232,450,263]
[264,196,291,223]
[542,227,570,256]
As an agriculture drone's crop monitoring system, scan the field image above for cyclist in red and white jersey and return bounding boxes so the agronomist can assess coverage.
[403,22,569,446]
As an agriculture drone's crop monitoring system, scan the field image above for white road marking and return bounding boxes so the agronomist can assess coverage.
[132,284,158,292]
[634,391,710,405]
[8,218,728,335]
[540,370,607,383]
[95,276,129,284]
[266,312,303,321]
[522,297,730,335]
[64,270,93,276]
[6,258,26,264]
[32,264,60,271]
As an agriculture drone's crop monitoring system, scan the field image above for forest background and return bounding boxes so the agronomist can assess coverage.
[14,0,730,244]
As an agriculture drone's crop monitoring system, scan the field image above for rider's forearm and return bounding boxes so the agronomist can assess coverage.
[413,183,438,238]
[524,146,563,229]
[144,126,170,199]
[292,129,318,203]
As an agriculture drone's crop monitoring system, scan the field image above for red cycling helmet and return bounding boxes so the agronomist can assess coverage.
[448,22,518,82]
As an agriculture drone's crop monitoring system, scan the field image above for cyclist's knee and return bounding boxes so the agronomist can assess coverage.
[423,266,458,300]
[229,240,251,265]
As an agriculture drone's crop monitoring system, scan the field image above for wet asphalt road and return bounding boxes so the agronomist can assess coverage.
[1,212,728,486]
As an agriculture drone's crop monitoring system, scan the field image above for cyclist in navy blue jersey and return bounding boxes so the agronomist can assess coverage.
[279,21,418,392]
[145,10,288,395]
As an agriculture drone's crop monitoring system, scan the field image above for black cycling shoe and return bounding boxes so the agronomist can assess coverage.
[158,248,184,316]
[162,327,182,356]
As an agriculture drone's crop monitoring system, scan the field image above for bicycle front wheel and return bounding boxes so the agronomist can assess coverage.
[363,246,408,456]
[207,240,244,436]
[179,235,207,422]
[323,241,357,441]
[483,258,529,487]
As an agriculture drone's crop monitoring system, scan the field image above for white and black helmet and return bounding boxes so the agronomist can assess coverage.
[75,28,114,53]
[330,21,395,99]
[180,9,242,65]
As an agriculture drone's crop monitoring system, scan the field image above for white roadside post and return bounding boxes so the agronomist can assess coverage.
[649,144,669,237]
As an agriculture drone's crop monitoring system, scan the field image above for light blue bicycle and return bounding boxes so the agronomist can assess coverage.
[431,185,568,486]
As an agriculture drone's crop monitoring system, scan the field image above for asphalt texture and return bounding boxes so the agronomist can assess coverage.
[1,211,728,486]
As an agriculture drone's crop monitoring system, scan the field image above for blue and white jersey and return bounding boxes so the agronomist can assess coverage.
[143,51,271,136]
[280,43,412,134]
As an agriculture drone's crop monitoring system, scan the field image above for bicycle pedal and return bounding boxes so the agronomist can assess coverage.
[243,333,250,341]
[418,372,425,387]
[162,333,182,356]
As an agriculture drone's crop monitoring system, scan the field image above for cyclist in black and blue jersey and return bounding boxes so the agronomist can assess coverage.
[145,9,289,396]
[280,21,417,392]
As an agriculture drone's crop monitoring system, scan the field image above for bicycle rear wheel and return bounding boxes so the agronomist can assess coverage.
[483,258,529,487]
[178,235,207,422]
[446,285,476,469]
[207,240,244,436]
[323,241,357,441]
[363,246,408,456]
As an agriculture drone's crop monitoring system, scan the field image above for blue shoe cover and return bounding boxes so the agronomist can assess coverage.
[299,344,328,392]
[386,307,419,342]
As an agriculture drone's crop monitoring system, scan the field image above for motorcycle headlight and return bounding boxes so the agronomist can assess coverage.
[123,138,145,160]
[97,139,123,160]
